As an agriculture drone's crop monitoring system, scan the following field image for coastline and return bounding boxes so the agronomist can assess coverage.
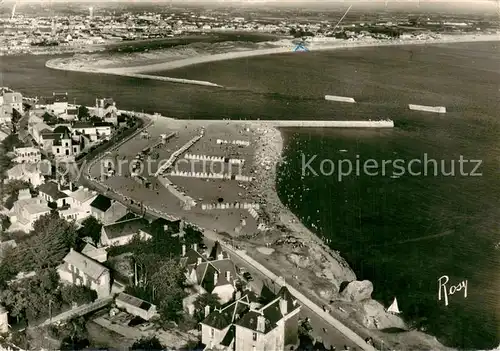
[40,34,500,349]
[44,33,500,79]
[250,123,459,350]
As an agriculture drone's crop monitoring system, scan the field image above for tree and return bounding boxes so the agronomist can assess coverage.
[130,336,165,351]
[1,134,23,152]
[11,109,22,127]
[193,293,221,322]
[183,225,203,247]
[77,106,90,120]
[61,285,97,306]
[78,216,102,245]
[0,214,10,232]
[19,212,78,270]
[0,268,61,323]
[59,316,89,351]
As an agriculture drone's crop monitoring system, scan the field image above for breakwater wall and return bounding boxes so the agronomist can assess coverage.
[110,72,222,88]
[325,95,356,103]
[408,104,446,114]
[192,120,395,128]
[184,153,244,164]
[169,170,252,182]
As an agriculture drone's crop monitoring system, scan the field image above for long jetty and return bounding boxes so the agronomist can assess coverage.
[115,72,223,87]
[192,119,394,128]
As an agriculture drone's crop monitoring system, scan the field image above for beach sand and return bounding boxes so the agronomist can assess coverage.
[46,33,500,79]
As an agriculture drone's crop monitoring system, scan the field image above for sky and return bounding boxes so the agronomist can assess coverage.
[3,0,499,13]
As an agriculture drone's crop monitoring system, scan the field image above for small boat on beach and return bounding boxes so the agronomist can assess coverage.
[387,297,401,314]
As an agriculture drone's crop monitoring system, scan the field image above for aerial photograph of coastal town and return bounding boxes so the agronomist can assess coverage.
[0,0,498,350]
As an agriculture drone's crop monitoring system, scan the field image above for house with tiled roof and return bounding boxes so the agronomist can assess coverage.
[7,196,51,232]
[183,242,237,305]
[57,248,111,298]
[115,292,158,321]
[12,146,41,163]
[6,162,48,187]
[81,243,107,263]
[68,186,98,220]
[38,180,73,209]
[95,98,118,125]
[90,194,128,225]
[100,217,151,247]
[50,126,82,159]
[72,121,113,142]
[200,287,300,350]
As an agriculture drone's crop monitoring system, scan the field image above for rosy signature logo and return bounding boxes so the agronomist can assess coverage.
[438,275,468,306]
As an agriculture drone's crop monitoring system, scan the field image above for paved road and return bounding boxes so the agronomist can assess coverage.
[213,239,357,350]
[76,112,377,351]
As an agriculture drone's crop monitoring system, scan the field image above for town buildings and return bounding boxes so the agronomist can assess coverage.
[90,194,129,225]
[12,146,41,163]
[115,292,159,321]
[8,195,51,232]
[58,248,111,299]
[100,217,151,247]
[94,98,119,126]
[200,287,301,350]
[5,162,47,187]
[183,242,237,305]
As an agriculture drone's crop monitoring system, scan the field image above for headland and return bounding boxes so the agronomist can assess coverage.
[45,33,500,84]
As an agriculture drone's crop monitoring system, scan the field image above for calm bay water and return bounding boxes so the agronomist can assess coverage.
[0,41,499,349]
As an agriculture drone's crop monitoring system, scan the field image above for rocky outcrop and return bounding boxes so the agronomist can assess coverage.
[360,299,407,330]
[340,280,374,302]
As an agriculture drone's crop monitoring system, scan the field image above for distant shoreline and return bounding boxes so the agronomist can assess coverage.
[45,33,500,80]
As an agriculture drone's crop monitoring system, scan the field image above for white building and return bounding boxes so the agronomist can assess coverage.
[94,98,118,125]
[183,242,237,305]
[72,121,113,142]
[68,187,98,220]
[201,287,301,351]
[38,180,74,208]
[8,196,51,232]
[58,248,111,298]
[115,292,159,321]
[12,147,42,163]
[5,162,48,187]
[100,218,151,247]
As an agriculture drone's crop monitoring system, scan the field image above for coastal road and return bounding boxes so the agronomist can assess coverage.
[209,238,358,350]
[77,112,376,351]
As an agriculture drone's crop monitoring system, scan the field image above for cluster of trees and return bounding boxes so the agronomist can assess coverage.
[0,212,79,284]
[48,316,90,350]
[77,216,102,247]
[0,268,96,325]
[117,223,205,324]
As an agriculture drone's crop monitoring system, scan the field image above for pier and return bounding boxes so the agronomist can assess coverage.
[191,119,394,128]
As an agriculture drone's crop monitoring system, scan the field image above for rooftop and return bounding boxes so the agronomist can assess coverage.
[90,194,112,212]
[38,181,69,200]
[62,248,108,281]
[70,187,97,204]
[116,292,155,312]
[102,217,149,239]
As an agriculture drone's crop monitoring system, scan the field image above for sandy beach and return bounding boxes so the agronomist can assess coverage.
[45,33,500,80]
